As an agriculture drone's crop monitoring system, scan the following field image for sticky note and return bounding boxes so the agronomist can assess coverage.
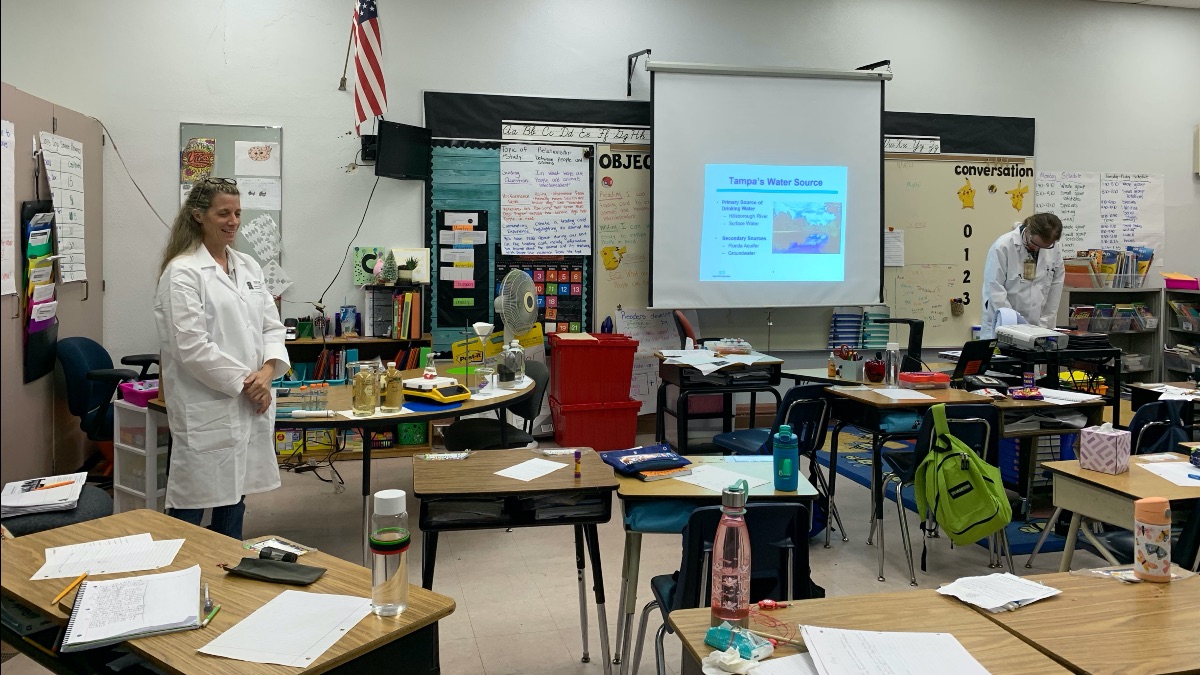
[453,298,474,307]
[453,280,475,289]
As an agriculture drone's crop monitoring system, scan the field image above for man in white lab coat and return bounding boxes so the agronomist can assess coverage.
[155,178,289,539]
[979,214,1066,339]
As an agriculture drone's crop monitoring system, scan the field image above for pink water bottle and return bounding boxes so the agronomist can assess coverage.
[711,480,751,627]
[1133,497,1171,582]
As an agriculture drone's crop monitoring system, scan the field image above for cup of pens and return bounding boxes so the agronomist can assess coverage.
[835,357,865,381]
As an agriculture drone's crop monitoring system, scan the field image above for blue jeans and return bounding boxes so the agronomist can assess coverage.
[169,497,246,539]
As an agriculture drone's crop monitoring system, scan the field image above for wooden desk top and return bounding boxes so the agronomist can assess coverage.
[827,385,990,408]
[667,590,1068,674]
[981,572,1200,675]
[616,456,818,500]
[1042,454,1200,502]
[1129,381,1197,392]
[0,510,454,675]
[411,448,617,498]
[782,362,955,385]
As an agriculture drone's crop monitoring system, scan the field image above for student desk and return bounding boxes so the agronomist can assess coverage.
[980,572,1200,675]
[666,589,1068,675]
[149,365,533,565]
[411,448,618,673]
[611,456,818,675]
[1129,381,1198,431]
[781,362,955,386]
[653,352,784,453]
[1043,454,1200,572]
[0,509,455,675]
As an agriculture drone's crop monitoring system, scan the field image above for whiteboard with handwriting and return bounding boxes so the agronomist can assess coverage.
[1036,171,1164,255]
[39,132,86,283]
[500,144,591,255]
[615,307,676,413]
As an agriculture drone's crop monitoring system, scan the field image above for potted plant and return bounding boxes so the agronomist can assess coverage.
[397,256,419,282]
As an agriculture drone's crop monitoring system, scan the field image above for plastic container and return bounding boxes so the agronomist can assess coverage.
[898,372,951,389]
[370,489,410,615]
[497,340,526,390]
[884,342,901,387]
[548,333,639,404]
[710,481,751,628]
[118,380,160,408]
[549,396,641,451]
[772,425,800,492]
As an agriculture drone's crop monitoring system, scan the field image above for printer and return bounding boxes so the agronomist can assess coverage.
[997,324,1063,351]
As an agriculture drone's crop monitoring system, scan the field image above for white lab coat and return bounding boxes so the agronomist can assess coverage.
[154,246,289,510]
[979,226,1065,339]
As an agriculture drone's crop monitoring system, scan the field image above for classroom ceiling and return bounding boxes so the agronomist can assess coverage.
[1090,0,1200,8]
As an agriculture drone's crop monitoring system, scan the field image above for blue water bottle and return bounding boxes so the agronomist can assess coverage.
[773,424,799,492]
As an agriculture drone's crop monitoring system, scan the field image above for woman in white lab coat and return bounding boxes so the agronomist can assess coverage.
[979,213,1066,339]
[155,178,289,538]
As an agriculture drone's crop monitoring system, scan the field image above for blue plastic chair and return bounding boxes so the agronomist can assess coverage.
[57,337,157,444]
[629,503,820,675]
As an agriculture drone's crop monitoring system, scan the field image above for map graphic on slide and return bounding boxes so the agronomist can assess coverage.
[699,164,847,282]
[772,202,842,254]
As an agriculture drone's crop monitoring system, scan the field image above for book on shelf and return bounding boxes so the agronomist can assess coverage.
[1111,304,1136,332]
[637,466,693,482]
[1064,257,1099,288]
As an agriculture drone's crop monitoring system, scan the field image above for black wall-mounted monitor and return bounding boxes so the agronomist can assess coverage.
[375,120,432,181]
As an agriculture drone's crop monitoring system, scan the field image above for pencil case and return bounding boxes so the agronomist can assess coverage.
[219,557,326,585]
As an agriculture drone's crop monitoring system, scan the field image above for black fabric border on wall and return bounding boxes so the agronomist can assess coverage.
[424,92,651,140]
[884,112,1035,156]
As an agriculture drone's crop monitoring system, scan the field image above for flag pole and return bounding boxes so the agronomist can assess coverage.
[338,22,353,91]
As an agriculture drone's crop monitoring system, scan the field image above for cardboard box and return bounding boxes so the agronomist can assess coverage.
[1078,425,1131,474]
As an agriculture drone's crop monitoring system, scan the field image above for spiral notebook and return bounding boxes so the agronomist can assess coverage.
[61,565,201,653]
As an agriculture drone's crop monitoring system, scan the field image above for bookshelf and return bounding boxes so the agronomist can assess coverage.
[1066,287,1162,383]
[1164,288,1200,380]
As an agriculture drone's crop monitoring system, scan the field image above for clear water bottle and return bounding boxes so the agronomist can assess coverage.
[497,340,525,389]
[711,480,751,628]
[370,489,410,616]
[884,341,901,387]
[772,424,800,492]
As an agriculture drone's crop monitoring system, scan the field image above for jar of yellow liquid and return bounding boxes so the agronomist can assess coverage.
[381,362,404,413]
[351,362,380,417]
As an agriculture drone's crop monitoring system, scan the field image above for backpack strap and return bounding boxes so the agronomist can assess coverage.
[931,404,951,451]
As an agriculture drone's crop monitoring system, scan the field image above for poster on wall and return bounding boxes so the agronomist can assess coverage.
[500,144,591,256]
[38,132,86,283]
[494,247,588,335]
[593,144,651,327]
[234,141,281,176]
[615,307,676,413]
[1036,171,1165,257]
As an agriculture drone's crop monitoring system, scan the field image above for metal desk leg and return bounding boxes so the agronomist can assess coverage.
[421,530,439,589]
[616,531,643,673]
[655,383,668,444]
[1058,512,1082,572]
[583,524,614,675]
[360,426,372,566]
[574,525,591,663]
[826,421,850,547]
[677,390,691,454]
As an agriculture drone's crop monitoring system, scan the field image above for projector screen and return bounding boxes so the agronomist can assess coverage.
[649,65,886,309]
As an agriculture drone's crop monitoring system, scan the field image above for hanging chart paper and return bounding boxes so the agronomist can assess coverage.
[1,120,15,295]
[1035,171,1101,252]
[500,144,591,255]
[38,132,86,282]
[1035,171,1164,257]
[615,308,676,413]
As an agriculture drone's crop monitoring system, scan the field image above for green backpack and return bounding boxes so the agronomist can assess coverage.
[914,404,1011,546]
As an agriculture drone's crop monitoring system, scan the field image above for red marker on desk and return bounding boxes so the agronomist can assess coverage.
[574,450,582,479]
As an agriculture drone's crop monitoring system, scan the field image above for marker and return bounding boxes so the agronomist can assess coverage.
[34,481,74,491]
[1188,474,1200,481]
[51,572,87,604]
[574,450,582,479]
[201,603,221,628]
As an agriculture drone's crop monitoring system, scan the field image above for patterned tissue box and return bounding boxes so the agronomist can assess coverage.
[1078,425,1131,474]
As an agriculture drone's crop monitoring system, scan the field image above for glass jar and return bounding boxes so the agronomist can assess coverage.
[381,362,404,413]
[351,362,380,417]
[497,340,525,389]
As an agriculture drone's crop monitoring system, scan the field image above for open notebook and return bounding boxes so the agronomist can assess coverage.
[61,565,201,653]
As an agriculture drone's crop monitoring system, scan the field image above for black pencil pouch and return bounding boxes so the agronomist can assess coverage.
[220,557,326,585]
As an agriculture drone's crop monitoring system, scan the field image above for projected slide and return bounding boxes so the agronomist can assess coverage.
[699,164,847,282]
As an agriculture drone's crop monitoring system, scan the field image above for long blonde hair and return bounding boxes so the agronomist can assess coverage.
[159,180,241,275]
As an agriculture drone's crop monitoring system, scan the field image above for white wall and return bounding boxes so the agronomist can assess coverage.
[2,0,1197,358]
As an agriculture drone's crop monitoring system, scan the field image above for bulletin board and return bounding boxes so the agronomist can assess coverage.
[179,123,288,295]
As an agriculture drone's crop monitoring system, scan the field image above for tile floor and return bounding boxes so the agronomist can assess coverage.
[2,434,1104,675]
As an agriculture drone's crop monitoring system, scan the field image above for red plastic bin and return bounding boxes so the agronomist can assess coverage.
[549,396,642,451]
[548,333,639,405]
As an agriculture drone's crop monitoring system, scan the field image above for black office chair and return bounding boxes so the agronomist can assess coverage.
[879,403,1008,585]
[57,337,158,474]
[629,503,820,675]
[442,360,549,451]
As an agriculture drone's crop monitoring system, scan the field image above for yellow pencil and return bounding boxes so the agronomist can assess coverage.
[51,572,87,605]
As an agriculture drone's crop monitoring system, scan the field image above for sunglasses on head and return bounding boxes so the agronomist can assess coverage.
[203,177,237,185]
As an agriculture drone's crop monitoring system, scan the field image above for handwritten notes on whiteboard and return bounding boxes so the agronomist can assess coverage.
[615,308,677,413]
[595,144,651,317]
[1,120,15,295]
[500,144,591,256]
[38,132,86,282]
[1036,171,1164,255]
[894,265,957,327]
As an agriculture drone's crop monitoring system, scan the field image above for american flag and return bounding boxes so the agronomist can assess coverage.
[353,0,386,135]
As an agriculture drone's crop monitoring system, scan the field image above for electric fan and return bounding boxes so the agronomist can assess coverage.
[494,270,538,343]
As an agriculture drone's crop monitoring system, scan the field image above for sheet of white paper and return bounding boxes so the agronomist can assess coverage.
[440,267,471,281]
[440,248,474,264]
[673,464,771,492]
[730,455,773,462]
[875,388,935,400]
[333,407,414,420]
[439,231,456,245]
[234,141,281,177]
[34,534,184,579]
[724,353,769,365]
[444,211,482,227]
[755,653,820,675]
[884,230,904,267]
[494,458,567,482]
[31,283,55,303]
[936,573,1060,612]
[31,301,58,322]
[1139,462,1200,487]
[500,144,591,255]
[39,132,86,282]
[241,213,281,261]
[1040,389,1104,405]
[801,625,989,675]
[455,230,487,245]
[260,260,292,296]
[1,120,15,295]
[199,591,370,667]
[239,177,281,210]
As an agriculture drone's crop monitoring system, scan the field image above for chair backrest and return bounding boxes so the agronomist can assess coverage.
[509,359,549,425]
[1128,401,1191,455]
[673,310,698,349]
[671,502,817,613]
[56,337,114,418]
[914,403,1000,467]
[762,384,830,455]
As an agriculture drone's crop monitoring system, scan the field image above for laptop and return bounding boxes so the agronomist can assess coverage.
[943,339,998,387]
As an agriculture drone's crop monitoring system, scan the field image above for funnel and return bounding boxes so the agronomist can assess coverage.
[472,322,494,337]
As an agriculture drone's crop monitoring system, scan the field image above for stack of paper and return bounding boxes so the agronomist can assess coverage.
[32,534,184,580]
[1040,388,1104,405]
[61,565,201,652]
[199,590,371,666]
[800,625,989,674]
[936,573,1060,612]
[1,473,87,518]
[1139,462,1200,487]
